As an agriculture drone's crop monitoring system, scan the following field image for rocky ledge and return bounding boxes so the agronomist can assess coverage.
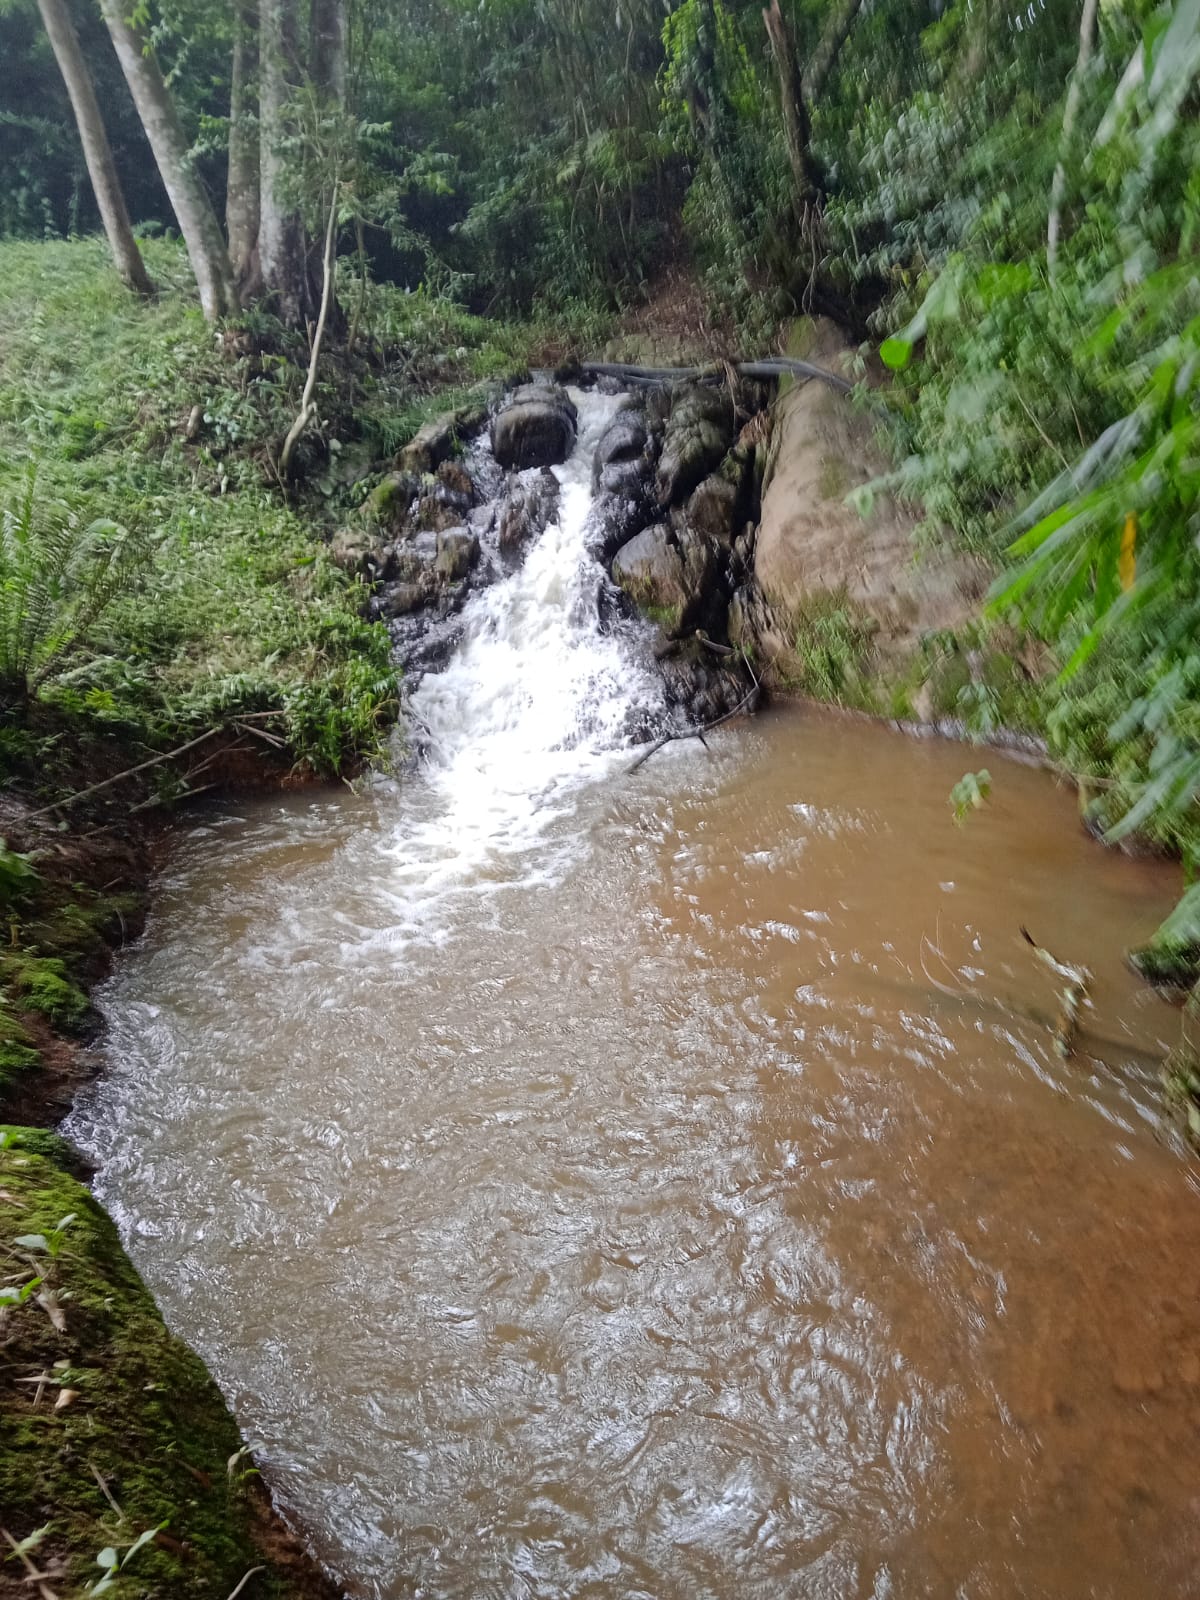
[330,374,773,728]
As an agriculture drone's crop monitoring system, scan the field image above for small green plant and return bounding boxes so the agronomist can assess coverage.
[950,769,992,822]
[0,468,152,706]
[0,841,38,912]
[14,1212,76,1260]
[0,1272,44,1308]
[88,1524,168,1595]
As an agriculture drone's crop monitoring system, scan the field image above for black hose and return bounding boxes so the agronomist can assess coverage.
[578,357,855,397]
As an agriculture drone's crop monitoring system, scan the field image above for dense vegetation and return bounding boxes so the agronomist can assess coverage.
[0,0,1194,962]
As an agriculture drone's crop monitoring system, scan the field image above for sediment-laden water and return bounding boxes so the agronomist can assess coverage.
[70,393,1200,1599]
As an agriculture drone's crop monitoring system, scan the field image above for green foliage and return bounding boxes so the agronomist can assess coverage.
[950,768,992,822]
[0,468,150,703]
[784,592,875,704]
[0,236,399,776]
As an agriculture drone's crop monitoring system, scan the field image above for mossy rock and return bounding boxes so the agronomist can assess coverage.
[0,1138,334,1598]
[1129,939,1200,991]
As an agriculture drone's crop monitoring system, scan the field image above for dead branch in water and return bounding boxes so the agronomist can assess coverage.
[1022,925,1092,1058]
[628,645,760,774]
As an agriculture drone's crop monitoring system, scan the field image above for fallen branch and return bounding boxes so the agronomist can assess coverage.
[629,649,760,774]
[279,170,339,481]
[22,727,223,820]
[225,1567,265,1600]
[1022,926,1092,1058]
[1,1527,58,1600]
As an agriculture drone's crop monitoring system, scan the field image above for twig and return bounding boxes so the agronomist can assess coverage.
[629,650,760,773]
[225,1565,265,1600]
[280,169,339,480]
[90,1463,125,1523]
[22,727,223,820]
[1,1527,58,1600]
[1022,926,1092,1058]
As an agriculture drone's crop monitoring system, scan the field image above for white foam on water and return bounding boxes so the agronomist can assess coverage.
[352,387,666,951]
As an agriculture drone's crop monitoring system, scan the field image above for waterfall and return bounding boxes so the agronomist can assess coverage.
[366,387,667,947]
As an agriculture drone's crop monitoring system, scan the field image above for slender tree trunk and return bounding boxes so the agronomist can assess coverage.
[763,0,867,207]
[280,171,339,479]
[310,0,347,104]
[227,0,262,299]
[259,0,316,328]
[97,0,235,320]
[36,0,153,296]
[1047,0,1100,280]
[763,0,817,204]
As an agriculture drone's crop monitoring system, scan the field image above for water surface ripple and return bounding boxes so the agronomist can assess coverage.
[69,393,1200,1598]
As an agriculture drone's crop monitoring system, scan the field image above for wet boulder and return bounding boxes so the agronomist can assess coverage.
[377,581,427,618]
[435,458,475,501]
[392,529,440,583]
[587,486,655,564]
[592,406,655,500]
[497,468,560,554]
[656,385,735,507]
[362,470,419,535]
[435,527,479,581]
[398,404,487,475]
[491,383,578,470]
[418,482,471,533]
[329,521,387,579]
[612,521,718,639]
[686,446,752,546]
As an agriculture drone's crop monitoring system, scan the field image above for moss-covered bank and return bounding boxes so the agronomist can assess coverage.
[0,1128,338,1599]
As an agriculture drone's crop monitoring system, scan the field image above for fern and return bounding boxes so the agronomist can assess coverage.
[0,466,150,702]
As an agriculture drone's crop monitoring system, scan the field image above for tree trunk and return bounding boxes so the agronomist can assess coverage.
[1047,0,1100,280]
[763,0,818,204]
[763,0,867,207]
[36,0,153,297]
[259,0,316,328]
[97,0,235,320]
[227,0,261,299]
[310,0,347,104]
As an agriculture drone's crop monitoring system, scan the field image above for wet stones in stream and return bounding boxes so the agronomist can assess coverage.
[336,375,768,722]
[490,382,578,469]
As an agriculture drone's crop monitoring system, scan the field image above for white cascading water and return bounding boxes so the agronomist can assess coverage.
[362,387,668,948]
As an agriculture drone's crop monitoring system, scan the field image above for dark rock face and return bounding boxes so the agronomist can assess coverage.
[497,469,560,554]
[585,403,659,560]
[491,383,579,469]
[657,644,757,726]
[686,446,751,546]
[656,385,735,507]
[592,407,652,497]
[611,521,719,639]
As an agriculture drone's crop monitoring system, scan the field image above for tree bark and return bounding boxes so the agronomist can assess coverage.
[763,0,867,206]
[36,0,153,297]
[1047,0,1100,280]
[310,0,347,104]
[97,0,235,320]
[763,0,817,204]
[227,0,261,298]
[259,0,316,328]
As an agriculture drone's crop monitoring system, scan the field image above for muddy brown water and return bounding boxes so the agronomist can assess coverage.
[72,707,1200,1600]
